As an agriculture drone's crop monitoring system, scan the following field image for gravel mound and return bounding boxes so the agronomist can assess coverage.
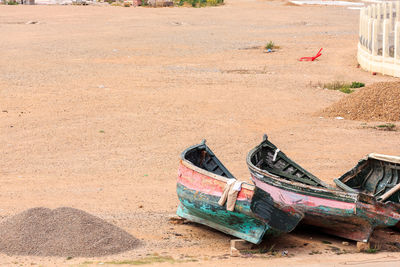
[0,207,139,257]
[321,82,400,121]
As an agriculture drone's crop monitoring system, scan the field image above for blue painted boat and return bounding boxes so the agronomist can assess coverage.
[176,140,303,244]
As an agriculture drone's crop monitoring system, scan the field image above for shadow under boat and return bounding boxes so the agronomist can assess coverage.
[247,135,400,243]
[176,140,303,244]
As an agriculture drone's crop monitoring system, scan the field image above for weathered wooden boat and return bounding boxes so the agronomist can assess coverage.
[176,140,303,244]
[334,153,400,212]
[247,135,400,242]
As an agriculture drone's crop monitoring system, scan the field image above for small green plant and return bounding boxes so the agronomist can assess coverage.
[350,82,365,88]
[6,0,19,4]
[265,41,279,50]
[206,0,221,5]
[362,243,380,254]
[318,81,362,94]
[176,0,223,7]
[322,240,332,244]
[364,248,379,253]
[375,123,396,131]
[321,81,365,94]
[66,256,73,260]
[99,130,105,133]
[339,87,354,94]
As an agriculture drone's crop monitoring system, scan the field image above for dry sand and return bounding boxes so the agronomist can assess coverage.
[1,0,400,266]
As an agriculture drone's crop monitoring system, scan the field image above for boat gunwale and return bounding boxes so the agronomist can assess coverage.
[368,153,400,164]
[180,142,255,191]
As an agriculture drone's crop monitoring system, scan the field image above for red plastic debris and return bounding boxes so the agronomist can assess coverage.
[299,48,323,62]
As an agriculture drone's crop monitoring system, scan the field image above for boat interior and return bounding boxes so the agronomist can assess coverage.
[335,157,400,202]
[248,136,329,187]
[183,141,235,179]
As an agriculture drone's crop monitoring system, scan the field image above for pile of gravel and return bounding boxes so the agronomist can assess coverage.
[321,82,400,121]
[0,207,139,257]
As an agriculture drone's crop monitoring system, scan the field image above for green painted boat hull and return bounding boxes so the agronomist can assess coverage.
[176,184,270,244]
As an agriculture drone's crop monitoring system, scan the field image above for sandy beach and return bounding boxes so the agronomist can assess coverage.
[1,0,400,265]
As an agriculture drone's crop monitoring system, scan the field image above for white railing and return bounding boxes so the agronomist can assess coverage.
[358,1,400,77]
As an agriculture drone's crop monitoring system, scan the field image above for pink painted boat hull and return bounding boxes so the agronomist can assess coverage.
[247,136,400,242]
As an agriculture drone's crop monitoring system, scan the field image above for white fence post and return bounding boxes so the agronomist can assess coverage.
[372,19,379,56]
[368,18,373,52]
[361,9,366,46]
[377,4,382,20]
[372,4,376,19]
[364,11,369,46]
[383,2,388,19]
[395,21,400,60]
[383,19,390,58]
[360,9,363,44]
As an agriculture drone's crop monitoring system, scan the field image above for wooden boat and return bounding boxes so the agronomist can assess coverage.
[334,153,400,209]
[176,140,303,244]
[246,135,400,242]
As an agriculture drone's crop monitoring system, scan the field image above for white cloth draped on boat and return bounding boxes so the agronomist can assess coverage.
[218,179,243,211]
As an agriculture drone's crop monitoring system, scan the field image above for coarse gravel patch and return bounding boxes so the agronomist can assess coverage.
[321,82,400,121]
[0,207,139,257]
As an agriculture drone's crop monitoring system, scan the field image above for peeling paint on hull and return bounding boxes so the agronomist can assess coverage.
[177,183,269,244]
[247,137,400,242]
[250,175,375,242]
[176,141,303,244]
